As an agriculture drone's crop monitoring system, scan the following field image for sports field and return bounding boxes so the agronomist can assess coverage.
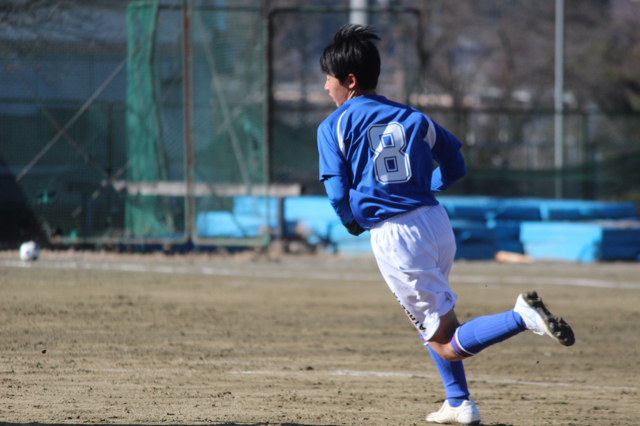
[1,250,638,426]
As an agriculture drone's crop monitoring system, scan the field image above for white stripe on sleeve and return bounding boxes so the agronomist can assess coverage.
[337,110,348,156]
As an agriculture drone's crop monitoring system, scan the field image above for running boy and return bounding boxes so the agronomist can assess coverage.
[317,24,575,425]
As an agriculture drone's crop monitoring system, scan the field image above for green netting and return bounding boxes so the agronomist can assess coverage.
[191,5,266,187]
[125,0,174,237]
[189,3,268,241]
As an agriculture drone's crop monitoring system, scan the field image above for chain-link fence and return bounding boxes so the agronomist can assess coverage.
[0,0,276,247]
[0,1,133,247]
[1,1,639,248]
[423,109,640,201]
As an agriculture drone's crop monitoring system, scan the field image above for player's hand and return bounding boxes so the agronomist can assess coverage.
[345,220,365,236]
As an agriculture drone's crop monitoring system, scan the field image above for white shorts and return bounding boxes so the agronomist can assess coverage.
[370,204,458,341]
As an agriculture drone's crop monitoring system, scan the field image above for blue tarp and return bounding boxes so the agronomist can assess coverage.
[195,196,639,260]
[520,222,603,262]
[438,196,637,222]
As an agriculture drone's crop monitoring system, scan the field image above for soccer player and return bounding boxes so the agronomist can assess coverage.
[317,24,575,425]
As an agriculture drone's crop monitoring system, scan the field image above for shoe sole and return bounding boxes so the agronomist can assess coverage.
[426,417,480,425]
[427,416,480,425]
[521,291,575,346]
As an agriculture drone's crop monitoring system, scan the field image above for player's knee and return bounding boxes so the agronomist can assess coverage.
[441,351,462,362]
[429,341,463,362]
[430,309,461,345]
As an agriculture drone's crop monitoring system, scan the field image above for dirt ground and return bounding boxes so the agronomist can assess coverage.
[1,250,638,426]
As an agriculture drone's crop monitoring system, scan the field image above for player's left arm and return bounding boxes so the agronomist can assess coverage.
[429,122,466,192]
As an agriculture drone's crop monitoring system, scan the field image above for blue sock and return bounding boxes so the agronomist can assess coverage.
[451,310,526,357]
[427,344,469,406]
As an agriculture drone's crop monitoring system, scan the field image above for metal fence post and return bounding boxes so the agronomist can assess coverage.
[182,0,195,241]
[264,0,274,242]
[554,0,565,199]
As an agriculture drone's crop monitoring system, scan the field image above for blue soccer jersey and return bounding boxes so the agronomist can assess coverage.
[317,95,466,229]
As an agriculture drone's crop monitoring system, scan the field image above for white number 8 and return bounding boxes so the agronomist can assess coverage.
[367,122,411,184]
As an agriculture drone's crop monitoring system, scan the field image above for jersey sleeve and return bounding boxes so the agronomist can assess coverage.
[317,121,347,181]
[429,120,466,192]
[323,175,355,225]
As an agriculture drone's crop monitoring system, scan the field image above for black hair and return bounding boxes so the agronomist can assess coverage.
[320,24,381,91]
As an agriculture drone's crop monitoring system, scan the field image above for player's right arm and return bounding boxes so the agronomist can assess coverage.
[317,120,365,236]
[323,175,364,235]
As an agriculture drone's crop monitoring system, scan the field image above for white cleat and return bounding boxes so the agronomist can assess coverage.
[426,399,481,425]
[514,291,575,346]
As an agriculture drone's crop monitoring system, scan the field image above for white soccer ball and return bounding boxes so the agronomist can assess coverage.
[19,241,40,261]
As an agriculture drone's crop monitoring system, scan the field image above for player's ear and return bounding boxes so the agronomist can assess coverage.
[346,73,358,90]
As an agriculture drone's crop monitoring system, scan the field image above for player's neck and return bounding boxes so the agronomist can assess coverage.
[348,88,377,100]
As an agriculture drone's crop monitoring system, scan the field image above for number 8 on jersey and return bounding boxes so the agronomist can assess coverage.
[367,122,411,184]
